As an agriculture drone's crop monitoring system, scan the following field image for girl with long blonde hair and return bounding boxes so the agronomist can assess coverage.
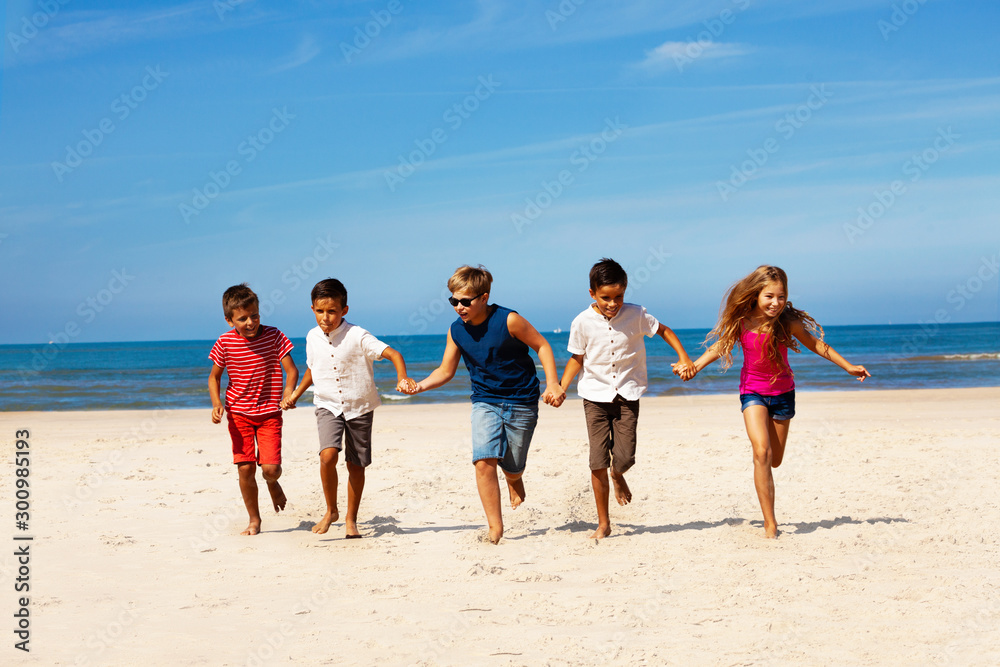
[679,266,870,538]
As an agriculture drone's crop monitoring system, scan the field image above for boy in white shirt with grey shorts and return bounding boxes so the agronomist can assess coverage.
[559,259,694,540]
[283,279,415,538]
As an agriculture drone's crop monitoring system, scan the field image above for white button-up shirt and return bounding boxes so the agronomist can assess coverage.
[306,322,388,420]
[567,303,659,402]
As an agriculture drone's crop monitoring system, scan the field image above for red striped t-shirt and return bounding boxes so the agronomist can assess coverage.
[209,325,294,416]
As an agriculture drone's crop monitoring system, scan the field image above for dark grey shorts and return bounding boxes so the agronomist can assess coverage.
[583,396,639,474]
[315,408,374,467]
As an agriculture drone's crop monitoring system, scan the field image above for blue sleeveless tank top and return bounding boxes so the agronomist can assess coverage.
[450,305,540,405]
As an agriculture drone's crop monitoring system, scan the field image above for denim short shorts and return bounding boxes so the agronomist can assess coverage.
[470,401,538,474]
[739,390,796,420]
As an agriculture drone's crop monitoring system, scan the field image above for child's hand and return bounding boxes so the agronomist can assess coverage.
[672,361,696,381]
[542,383,566,407]
[396,378,418,394]
[211,405,225,423]
[847,365,871,382]
[280,395,297,410]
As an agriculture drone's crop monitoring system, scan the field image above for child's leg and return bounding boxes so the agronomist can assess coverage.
[770,419,791,468]
[236,462,262,535]
[341,411,374,538]
[260,464,286,513]
[474,458,504,544]
[743,405,779,538]
[583,400,619,537]
[256,413,286,513]
[313,447,340,534]
[345,461,365,538]
[498,403,537,510]
[609,398,639,507]
[471,404,506,543]
[590,468,612,539]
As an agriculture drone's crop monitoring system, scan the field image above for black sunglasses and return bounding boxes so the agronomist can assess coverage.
[448,293,484,307]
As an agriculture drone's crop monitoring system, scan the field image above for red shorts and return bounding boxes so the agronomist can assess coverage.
[227,411,282,465]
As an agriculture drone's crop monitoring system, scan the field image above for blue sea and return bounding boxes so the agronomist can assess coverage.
[1,323,997,411]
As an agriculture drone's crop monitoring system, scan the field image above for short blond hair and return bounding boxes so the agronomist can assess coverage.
[447,265,492,296]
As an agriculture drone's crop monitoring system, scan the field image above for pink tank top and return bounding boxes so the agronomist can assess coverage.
[739,327,794,395]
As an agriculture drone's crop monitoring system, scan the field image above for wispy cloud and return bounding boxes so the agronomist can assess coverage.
[637,40,753,73]
[267,35,321,74]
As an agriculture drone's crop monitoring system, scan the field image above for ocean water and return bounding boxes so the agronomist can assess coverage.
[1,322,997,411]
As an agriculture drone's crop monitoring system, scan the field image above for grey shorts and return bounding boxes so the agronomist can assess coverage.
[315,408,374,467]
[583,396,639,474]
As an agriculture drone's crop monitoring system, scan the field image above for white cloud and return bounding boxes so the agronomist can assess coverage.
[638,40,753,73]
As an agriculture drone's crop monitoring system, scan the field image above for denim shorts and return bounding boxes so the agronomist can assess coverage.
[470,401,539,474]
[740,390,796,420]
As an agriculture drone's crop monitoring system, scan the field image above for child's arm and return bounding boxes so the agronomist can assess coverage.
[412,330,461,393]
[790,321,871,381]
[684,343,723,381]
[507,312,566,407]
[559,354,584,396]
[280,354,300,405]
[657,322,695,379]
[282,367,313,409]
[382,346,417,394]
[208,364,226,423]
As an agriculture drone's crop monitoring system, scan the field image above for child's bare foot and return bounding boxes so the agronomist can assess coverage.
[764,522,779,539]
[610,470,632,506]
[487,524,503,544]
[345,519,362,539]
[267,481,287,513]
[507,477,526,509]
[312,510,338,534]
[590,524,611,540]
[241,520,261,536]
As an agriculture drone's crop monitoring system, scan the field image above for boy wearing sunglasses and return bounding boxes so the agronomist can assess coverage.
[409,265,565,544]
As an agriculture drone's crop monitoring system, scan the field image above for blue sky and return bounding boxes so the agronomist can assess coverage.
[2,0,998,344]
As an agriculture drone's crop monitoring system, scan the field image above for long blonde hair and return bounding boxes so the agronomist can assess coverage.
[704,266,822,380]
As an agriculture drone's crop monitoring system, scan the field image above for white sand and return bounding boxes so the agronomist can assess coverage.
[2,387,999,666]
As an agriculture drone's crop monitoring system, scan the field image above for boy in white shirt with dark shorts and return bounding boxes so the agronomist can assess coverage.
[559,258,695,539]
[283,279,415,538]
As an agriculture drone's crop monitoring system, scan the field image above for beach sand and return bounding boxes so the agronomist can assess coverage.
[2,387,999,666]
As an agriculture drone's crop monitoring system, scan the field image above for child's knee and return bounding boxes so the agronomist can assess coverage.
[320,448,339,465]
[261,464,281,481]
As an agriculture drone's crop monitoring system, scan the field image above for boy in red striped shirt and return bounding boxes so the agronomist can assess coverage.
[208,284,299,536]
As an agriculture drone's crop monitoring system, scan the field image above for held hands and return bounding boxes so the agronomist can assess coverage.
[672,361,697,382]
[396,378,419,394]
[542,383,567,408]
[279,394,297,410]
[847,365,872,382]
